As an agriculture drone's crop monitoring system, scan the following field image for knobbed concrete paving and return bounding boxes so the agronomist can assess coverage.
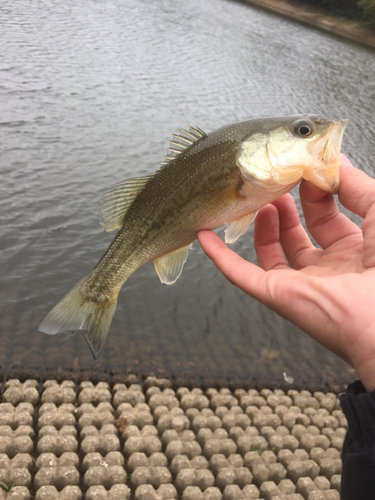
[0,376,345,499]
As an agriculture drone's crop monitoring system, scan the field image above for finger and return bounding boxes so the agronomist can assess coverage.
[271,194,322,268]
[339,155,375,269]
[254,204,288,271]
[300,168,361,249]
[197,230,330,336]
[339,155,375,218]
[197,230,266,296]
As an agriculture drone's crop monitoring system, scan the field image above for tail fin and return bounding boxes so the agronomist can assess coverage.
[38,278,118,359]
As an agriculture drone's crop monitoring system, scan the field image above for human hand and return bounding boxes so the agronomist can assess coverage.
[198,156,375,391]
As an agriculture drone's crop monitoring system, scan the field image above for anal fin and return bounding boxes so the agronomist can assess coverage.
[153,244,192,285]
[224,211,258,244]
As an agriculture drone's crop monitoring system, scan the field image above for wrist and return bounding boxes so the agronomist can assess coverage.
[349,330,375,392]
[353,361,375,392]
[360,379,375,392]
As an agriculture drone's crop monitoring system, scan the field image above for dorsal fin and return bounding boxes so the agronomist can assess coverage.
[100,176,150,231]
[100,125,207,230]
[160,125,207,165]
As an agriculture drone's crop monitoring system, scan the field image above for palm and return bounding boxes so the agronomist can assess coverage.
[299,236,364,275]
[198,158,375,390]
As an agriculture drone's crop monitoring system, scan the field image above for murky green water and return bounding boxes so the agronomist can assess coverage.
[1,0,374,389]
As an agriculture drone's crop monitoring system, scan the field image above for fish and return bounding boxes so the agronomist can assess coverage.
[39,114,347,359]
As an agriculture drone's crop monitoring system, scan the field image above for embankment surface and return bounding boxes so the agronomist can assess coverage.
[246,0,375,49]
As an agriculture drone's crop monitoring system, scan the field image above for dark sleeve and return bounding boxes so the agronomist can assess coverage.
[339,380,375,500]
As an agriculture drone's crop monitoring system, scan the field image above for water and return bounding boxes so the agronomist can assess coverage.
[1,0,374,389]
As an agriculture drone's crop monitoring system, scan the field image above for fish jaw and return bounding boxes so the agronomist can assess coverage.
[302,119,348,193]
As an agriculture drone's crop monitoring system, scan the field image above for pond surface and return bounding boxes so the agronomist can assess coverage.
[1,0,375,389]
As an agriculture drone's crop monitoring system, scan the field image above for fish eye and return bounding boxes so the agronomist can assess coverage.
[293,120,313,138]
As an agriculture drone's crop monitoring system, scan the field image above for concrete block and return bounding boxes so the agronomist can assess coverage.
[170,455,209,476]
[175,469,215,493]
[236,435,268,455]
[181,486,203,500]
[143,377,172,391]
[80,424,117,439]
[287,460,320,483]
[34,465,79,489]
[84,465,127,488]
[124,436,162,457]
[0,486,31,500]
[116,403,153,429]
[222,484,245,499]
[202,487,222,499]
[0,466,31,488]
[0,436,33,457]
[41,381,76,405]
[181,394,210,412]
[162,429,196,447]
[268,434,299,454]
[134,483,177,499]
[239,395,267,410]
[128,452,168,471]
[203,439,237,459]
[38,403,76,429]
[0,404,33,428]
[296,477,318,498]
[319,459,341,479]
[148,392,179,412]
[36,452,79,469]
[165,440,202,460]
[259,481,281,500]
[130,466,172,488]
[38,425,76,438]
[3,380,39,406]
[82,452,124,472]
[221,413,250,432]
[85,484,131,500]
[113,385,145,408]
[324,490,340,499]
[330,474,340,492]
[35,485,81,499]
[78,382,111,405]
[80,435,120,455]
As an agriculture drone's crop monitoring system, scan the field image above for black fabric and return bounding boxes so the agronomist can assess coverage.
[340,380,375,500]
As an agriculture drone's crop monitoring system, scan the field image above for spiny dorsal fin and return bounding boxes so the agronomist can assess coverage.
[100,176,150,231]
[224,211,258,244]
[153,244,192,284]
[161,125,207,165]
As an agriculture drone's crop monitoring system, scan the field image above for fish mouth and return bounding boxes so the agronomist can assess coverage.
[303,119,348,193]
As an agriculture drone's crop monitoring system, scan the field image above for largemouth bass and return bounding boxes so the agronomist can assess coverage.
[39,115,347,358]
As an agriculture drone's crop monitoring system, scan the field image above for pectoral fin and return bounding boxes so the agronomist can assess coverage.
[224,211,257,244]
[153,244,192,285]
